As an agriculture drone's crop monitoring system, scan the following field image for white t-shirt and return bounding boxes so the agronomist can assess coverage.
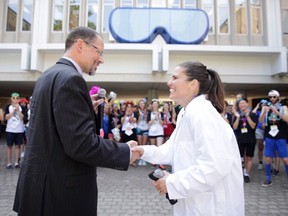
[148,112,164,136]
[6,105,25,133]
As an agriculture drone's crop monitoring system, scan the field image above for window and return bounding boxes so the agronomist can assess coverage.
[102,0,115,32]
[120,0,133,7]
[87,0,98,30]
[218,0,229,34]
[235,0,247,34]
[136,0,149,8]
[283,10,288,34]
[168,0,180,8]
[52,0,64,31]
[184,0,197,8]
[201,0,214,34]
[21,0,33,31]
[151,0,166,8]
[250,0,262,34]
[69,0,80,31]
[6,0,18,31]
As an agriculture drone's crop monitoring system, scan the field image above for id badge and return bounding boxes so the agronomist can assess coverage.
[269,125,279,137]
[241,128,248,133]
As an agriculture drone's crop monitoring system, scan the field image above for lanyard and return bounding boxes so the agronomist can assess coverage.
[241,116,247,128]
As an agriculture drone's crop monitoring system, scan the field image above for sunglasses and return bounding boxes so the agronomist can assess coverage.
[12,97,19,100]
[269,96,277,99]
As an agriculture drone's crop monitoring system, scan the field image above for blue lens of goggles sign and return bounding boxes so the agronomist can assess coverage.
[109,8,209,44]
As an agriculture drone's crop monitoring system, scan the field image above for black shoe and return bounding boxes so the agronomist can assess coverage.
[6,164,13,169]
[261,180,272,187]
[244,175,250,183]
[272,169,279,177]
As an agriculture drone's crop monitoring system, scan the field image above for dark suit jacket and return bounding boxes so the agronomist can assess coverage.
[13,58,130,216]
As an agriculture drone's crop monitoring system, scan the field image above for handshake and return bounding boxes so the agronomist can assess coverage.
[126,141,144,164]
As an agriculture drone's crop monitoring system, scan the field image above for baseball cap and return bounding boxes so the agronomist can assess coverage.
[268,90,280,97]
[11,92,20,97]
[260,99,268,104]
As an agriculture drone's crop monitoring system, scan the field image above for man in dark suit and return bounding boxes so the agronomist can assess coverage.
[13,26,139,216]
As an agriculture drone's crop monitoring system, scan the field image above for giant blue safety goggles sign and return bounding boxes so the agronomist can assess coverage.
[109,8,209,44]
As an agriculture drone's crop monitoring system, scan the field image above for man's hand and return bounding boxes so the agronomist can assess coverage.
[129,146,144,164]
[127,140,138,148]
[90,94,105,113]
[126,141,139,164]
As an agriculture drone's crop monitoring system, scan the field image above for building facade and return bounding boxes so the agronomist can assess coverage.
[0,0,287,103]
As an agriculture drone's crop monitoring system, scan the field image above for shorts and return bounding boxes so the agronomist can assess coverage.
[6,132,23,146]
[238,142,256,157]
[136,128,148,136]
[149,135,164,139]
[264,138,287,158]
[255,128,264,140]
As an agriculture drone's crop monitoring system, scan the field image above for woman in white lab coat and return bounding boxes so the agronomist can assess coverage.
[132,61,244,216]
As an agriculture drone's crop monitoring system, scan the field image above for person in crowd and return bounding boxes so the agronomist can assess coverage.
[162,102,175,141]
[233,98,258,183]
[18,98,29,158]
[109,103,122,141]
[147,99,164,147]
[120,105,138,143]
[4,92,25,169]
[89,85,100,96]
[259,90,288,187]
[234,93,247,108]
[252,99,268,170]
[168,102,177,127]
[132,61,244,215]
[232,93,249,168]
[102,103,112,139]
[119,100,127,115]
[146,102,152,112]
[222,100,233,126]
[172,102,182,124]
[132,104,138,114]
[109,103,121,142]
[23,97,32,146]
[13,26,138,216]
[0,102,4,140]
[136,99,149,166]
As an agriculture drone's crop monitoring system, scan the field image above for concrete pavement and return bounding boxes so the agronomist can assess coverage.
[0,137,288,216]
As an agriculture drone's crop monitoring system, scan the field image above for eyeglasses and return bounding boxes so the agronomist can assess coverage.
[269,96,277,99]
[12,97,19,100]
[83,40,104,57]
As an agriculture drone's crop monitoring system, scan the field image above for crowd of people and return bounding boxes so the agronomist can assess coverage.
[222,91,288,187]
[83,90,178,167]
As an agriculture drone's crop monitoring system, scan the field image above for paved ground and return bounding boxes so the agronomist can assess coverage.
[0,136,288,216]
